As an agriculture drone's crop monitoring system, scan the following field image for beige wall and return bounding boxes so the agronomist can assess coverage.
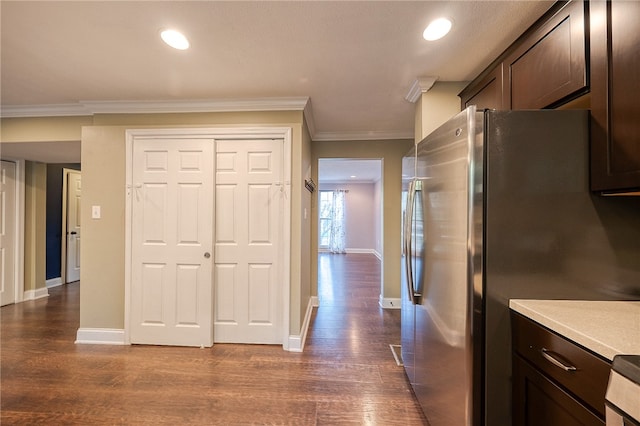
[1,116,93,142]
[24,161,47,292]
[78,111,309,336]
[311,139,413,300]
[319,182,377,251]
[415,81,468,142]
[374,178,382,255]
[296,121,313,332]
[79,126,127,328]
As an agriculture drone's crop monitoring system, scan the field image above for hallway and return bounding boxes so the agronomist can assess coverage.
[1,253,426,425]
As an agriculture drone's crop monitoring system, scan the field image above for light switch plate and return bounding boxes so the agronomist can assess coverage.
[92,205,101,219]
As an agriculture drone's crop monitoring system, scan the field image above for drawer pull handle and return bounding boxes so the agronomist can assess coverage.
[541,348,577,372]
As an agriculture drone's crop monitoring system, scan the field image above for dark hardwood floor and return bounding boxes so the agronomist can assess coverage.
[1,253,427,425]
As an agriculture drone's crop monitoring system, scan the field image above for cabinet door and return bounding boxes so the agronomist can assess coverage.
[512,313,611,418]
[513,355,605,426]
[459,64,504,110]
[504,0,587,109]
[590,0,640,192]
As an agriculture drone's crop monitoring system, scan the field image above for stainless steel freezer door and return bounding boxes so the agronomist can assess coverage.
[412,107,477,425]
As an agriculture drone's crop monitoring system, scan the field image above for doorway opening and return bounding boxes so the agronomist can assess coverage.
[317,158,383,302]
[60,168,82,285]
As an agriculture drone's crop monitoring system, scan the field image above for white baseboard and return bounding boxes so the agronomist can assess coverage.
[75,328,126,345]
[345,248,374,254]
[46,277,63,288]
[319,248,379,255]
[23,287,49,301]
[287,296,319,352]
[379,296,401,309]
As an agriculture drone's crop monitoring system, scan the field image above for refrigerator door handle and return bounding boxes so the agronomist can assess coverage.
[411,179,422,302]
[404,180,416,304]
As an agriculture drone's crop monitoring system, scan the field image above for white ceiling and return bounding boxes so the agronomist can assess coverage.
[319,159,382,183]
[1,1,553,161]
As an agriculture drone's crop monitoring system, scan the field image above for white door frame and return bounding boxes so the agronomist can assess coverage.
[124,127,292,349]
[0,158,25,304]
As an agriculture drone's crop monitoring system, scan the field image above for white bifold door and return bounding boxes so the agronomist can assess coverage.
[130,139,215,347]
[129,136,284,347]
[214,139,283,344]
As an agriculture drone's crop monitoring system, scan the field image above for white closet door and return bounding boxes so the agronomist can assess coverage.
[214,139,284,344]
[130,138,214,347]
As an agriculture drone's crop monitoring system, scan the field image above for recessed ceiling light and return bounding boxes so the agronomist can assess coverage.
[161,29,190,50]
[350,175,357,178]
[423,18,452,41]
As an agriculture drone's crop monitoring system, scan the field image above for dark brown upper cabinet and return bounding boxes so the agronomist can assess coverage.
[459,0,640,192]
[503,0,587,110]
[460,64,504,111]
[590,0,640,193]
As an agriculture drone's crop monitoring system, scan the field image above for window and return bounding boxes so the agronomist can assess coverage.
[318,190,346,253]
[319,191,334,248]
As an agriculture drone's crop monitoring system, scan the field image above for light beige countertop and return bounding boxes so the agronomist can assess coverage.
[509,299,640,361]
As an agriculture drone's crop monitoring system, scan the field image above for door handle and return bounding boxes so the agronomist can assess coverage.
[69,231,77,235]
[204,252,211,259]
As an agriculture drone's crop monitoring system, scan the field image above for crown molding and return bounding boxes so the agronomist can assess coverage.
[82,97,310,114]
[1,97,412,142]
[0,97,310,118]
[405,76,438,103]
[302,99,316,140]
[313,130,414,142]
[1,103,92,118]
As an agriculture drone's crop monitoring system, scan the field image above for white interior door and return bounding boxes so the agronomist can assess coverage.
[1,160,17,306]
[214,139,284,344]
[130,138,214,347]
[66,171,82,283]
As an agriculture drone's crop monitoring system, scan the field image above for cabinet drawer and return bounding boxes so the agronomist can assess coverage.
[512,313,611,418]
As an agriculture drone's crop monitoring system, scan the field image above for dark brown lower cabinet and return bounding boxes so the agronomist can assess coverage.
[513,355,604,426]
[511,313,610,426]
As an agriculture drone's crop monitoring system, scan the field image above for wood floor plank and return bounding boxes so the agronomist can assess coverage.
[1,253,427,425]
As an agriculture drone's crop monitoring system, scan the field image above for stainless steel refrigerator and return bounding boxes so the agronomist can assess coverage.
[401,106,600,425]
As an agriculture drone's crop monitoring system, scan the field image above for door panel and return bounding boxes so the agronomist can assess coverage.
[248,264,272,322]
[130,138,214,347]
[214,264,236,322]
[0,161,16,306]
[214,139,283,344]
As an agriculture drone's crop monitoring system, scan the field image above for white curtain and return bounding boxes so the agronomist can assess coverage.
[329,190,346,254]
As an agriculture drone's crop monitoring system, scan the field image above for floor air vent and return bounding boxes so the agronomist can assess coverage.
[389,344,403,366]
